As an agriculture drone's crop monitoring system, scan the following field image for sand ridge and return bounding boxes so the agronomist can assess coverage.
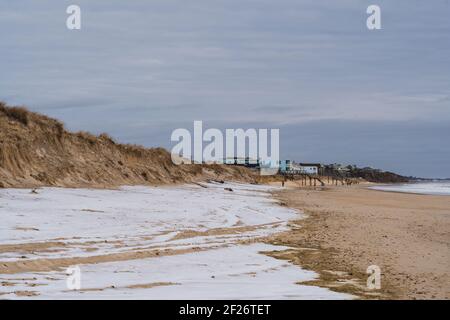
[0,102,257,189]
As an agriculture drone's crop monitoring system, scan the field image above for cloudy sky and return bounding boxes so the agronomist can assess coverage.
[1,0,449,177]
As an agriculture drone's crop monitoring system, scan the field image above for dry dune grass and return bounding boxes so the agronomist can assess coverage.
[0,102,257,188]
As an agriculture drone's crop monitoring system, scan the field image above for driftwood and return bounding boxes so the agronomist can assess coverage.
[193,182,208,188]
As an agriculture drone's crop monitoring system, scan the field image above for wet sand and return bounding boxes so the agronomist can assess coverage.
[268,183,450,299]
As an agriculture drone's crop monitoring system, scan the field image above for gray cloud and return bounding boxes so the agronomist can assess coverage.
[1,0,449,177]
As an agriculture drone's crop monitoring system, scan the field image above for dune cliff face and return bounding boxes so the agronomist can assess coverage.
[0,102,256,188]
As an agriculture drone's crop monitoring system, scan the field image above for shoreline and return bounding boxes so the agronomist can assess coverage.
[1,181,448,299]
[368,184,450,197]
[267,183,450,299]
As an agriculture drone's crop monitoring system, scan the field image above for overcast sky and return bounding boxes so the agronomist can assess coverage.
[1,0,449,178]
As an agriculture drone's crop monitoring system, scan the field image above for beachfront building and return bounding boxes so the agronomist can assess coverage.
[223,157,260,168]
[324,163,351,176]
[280,160,292,172]
[279,160,322,175]
[298,163,322,175]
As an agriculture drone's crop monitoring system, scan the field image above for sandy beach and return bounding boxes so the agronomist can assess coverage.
[268,183,450,299]
[1,180,449,299]
[0,182,352,299]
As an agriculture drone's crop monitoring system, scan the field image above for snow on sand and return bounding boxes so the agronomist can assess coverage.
[0,182,351,299]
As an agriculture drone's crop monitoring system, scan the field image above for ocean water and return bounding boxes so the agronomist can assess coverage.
[370,181,450,196]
